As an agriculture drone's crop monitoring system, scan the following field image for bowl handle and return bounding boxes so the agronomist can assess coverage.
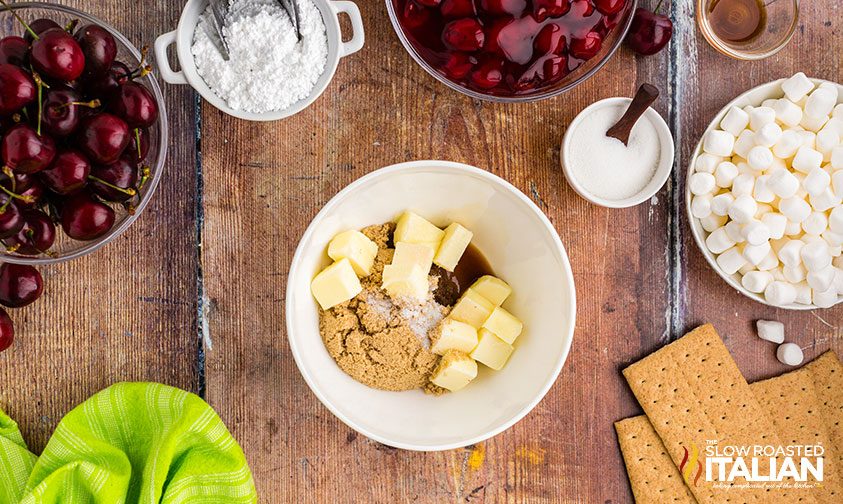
[153,30,188,85]
[331,1,365,57]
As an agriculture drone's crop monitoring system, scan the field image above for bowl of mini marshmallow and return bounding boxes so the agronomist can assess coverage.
[687,73,843,310]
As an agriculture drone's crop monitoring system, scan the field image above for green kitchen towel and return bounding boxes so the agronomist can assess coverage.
[0,382,257,503]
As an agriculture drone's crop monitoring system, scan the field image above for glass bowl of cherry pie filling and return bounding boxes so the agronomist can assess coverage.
[386,0,637,101]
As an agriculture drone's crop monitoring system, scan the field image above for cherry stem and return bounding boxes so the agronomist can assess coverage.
[2,166,15,192]
[88,176,137,196]
[0,0,39,41]
[137,165,151,190]
[0,185,34,203]
[65,19,79,33]
[57,99,101,110]
[654,0,664,13]
[32,72,49,136]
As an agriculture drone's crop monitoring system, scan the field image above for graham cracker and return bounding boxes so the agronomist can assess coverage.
[622,324,805,503]
[804,351,843,493]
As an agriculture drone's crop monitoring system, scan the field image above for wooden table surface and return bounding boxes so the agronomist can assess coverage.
[1,0,841,502]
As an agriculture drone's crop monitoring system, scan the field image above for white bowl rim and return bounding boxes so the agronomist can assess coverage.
[560,97,675,208]
[685,76,843,311]
[285,160,577,451]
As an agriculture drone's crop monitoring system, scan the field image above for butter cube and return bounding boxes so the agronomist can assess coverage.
[391,242,434,274]
[470,329,514,370]
[433,223,473,271]
[327,230,378,277]
[382,263,428,300]
[311,259,362,310]
[470,275,512,306]
[429,350,478,392]
[394,212,444,253]
[481,306,523,344]
[430,319,478,355]
[448,288,494,328]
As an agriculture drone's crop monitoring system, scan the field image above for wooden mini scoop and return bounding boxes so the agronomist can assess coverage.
[606,83,660,145]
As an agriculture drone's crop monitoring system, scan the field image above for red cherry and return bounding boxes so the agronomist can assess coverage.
[3,209,54,255]
[470,58,504,89]
[625,7,673,55]
[75,24,117,77]
[440,0,476,18]
[570,31,603,59]
[39,149,91,195]
[60,192,115,240]
[0,64,36,115]
[0,36,28,67]
[0,197,23,239]
[401,1,431,29]
[0,307,12,353]
[1,124,57,174]
[442,18,485,52]
[516,53,568,90]
[442,52,474,80]
[479,0,527,16]
[78,113,130,165]
[0,172,33,193]
[485,17,541,65]
[23,18,60,44]
[86,61,131,97]
[31,28,86,82]
[0,263,43,308]
[14,178,45,210]
[41,89,98,137]
[595,0,626,15]
[534,23,567,55]
[90,157,139,202]
[533,0,571,22]
[416,0,442,6]
[108,82,158,128]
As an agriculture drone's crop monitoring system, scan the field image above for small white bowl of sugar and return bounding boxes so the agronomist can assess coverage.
[154,0,364,121]
[561,96,674,208]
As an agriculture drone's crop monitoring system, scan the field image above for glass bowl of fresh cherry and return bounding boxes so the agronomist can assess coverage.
[387,0,638,101]
[0,2,167,267]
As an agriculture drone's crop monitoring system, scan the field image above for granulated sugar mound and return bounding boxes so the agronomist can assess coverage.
[192,0,328,113]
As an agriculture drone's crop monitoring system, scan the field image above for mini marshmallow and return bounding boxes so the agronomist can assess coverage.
[773,99,803,127]
[767,169,800,198]
[744,242,772,265]
[777,342,804,366]
[785,220,803,236]
[772,267,787,282]
[752,175,776,203]
[729,195,758,223]
[761,99,778,108]
[706,227,736,254]
[757,249,779,271]
[797,130,817,149]
[805,88,836,119]
[823,230,843,247]
[830,206,843,233]
[714,161,739,188]
[747,146,774,171]
[818,81,839,101]
[689,172,716,195]
[755,203,772,216]
[803,167,831,195]
[795,282,813,304]
[801,239,832,271]
[809,188,841,212]
[743,271,774,294]
[700,214,728,232]
[816,129,839,158]
[724,221,745,243]
[739,263,755,276]
[717,246,748,274]
[711,193,735,216]
[756,319,785,343]
[704,130,736,157]
[832,147,843,170]
[695,153,723,173]
[765,281,797,305]
[781,72,814,102]
[778,239,805,268]
[691,194,713,218]
[783,264,806,283]
[779,197,811,222]
[731,173,756,197]
[807,264,835,291]
[800,113,828,133]
[791,146,824,173]
[761,212,788,240]
[834,103,843,118]
[749,106,776,131]
[720,106,750,136]
[754,123,782,148]
[802,211,828,236]
[733,130,757,159]
[771,130,802,159]
[742,220,771,245]
[813,287,839,308]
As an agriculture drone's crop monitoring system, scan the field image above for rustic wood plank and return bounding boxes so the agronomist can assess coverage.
[201,3,670,502]
[0,0,199,452]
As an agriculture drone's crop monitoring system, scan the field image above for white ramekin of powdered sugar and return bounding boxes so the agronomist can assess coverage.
[154,0,364,121]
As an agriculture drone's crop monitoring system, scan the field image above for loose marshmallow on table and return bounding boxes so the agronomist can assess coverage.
[720,106,750,136]
[756,320,785,343]
[781,72,814,102]
[777,342,804,366]
[704,130,735,157]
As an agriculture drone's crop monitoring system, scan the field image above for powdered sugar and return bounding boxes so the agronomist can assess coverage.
[191,0,328,113]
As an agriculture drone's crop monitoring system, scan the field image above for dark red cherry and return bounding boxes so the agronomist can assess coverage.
[90,157,138,202]
[39,149,90,195]
[625,7,673,55]
[416,0,442,6]
[440,0,476,18]
[0,307,13,353]
[0,263,43,307]
[595,0,626,15]
[75,24,116,77]
[570,31,603,59]
[41,89,98,137]
[0,197,23,239]
[3,210,54,256]
[533,0,571,22]
[470,58,504,89]
[31,28,86,82]
[124,128,150,164]
[2,124,57,174]
[14,178,44,210]
[78,113,130,165]
[485,16,541,65]
[86,61,131,97]
[0,36,28,67]
[442,19,485,52]
[534,23,568,55]
[0,64,36,115]
[479,0,526,16]
[0,172,33,193]
[401,1,431,29]
[23,18,60,44]
[442,52,473,80]
[60,192,115,240]
[108,82,158,128]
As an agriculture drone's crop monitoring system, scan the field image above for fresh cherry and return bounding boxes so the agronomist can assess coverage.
[41,89,100,137]
[625,6,673,55]
[124,128,150,164]
[39,149,90,195]
[570,31,603,59]
[60,192,115,240]
[23,18,60,43]
[4,209,54,255]
[90,157,138,202]
[0,307,12,353]
[31,28,86,82]
[0,196,23,239]
[108,82,158,128]
[0,64,36,115]
[78,113,130,165]
[2,124,56,174]
[479,0,527,16]
[442,19,485,52]
[0,36,28,66]
[86,61,131,97]
[533,0,571,22]
[440,0,476,18]
[0,263,43,307]
[75,24,116,77]
[14,178,45,209]
[0,172,33,193]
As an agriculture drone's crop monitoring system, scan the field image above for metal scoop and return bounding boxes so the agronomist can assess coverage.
[204,0,301,59]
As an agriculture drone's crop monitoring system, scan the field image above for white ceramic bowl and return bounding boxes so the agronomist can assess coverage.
[153,0,364,121]
[687,77,843,310]
[286,161,577,450]
[560,97,675,208]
